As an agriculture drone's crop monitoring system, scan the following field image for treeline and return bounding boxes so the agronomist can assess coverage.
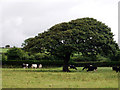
[2,47,120,68]
[2,47,56,61]
[2,47,120,61]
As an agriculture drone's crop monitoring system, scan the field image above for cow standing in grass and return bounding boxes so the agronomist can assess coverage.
[69,65,77,70]
[38,64,42,68]
[112,66,120,72]
[82,65,97,72]
[22,63,29,69]
[31,64,42,69]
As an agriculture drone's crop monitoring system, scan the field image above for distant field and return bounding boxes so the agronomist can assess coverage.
[2,67,118,88]
[0,48,8,53]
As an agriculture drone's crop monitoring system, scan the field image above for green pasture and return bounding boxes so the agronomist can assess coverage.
[2,67,118,88]
[0,48,8,53]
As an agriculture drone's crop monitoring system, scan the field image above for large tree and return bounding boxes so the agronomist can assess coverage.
[23,17,119,72]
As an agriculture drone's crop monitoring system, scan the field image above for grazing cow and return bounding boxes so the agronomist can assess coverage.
[112,66,120,72]
[31,64,42,69]
[82,65,89,70]
[69,65,77,70]
[87,66,97,72]
[31,64,37,69]
[82,65,97,72]
[22,63,29,69]
[38,64,42,68]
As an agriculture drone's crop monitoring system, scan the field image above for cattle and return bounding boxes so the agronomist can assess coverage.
[22,63,29,69]
[69,65,77,70]
[38,64,42,68]
[82,65,89,70]
[112,66,120,72]
[31,64,42,69]
[87,66,97,72]
[22,63,42,69]
[82,65,97,72]
[31,64,37,69]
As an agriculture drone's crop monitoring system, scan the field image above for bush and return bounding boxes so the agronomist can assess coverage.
[2,54,7,61]
[2,60,120,68]
[7,47,26,60]
[2,60,64,67]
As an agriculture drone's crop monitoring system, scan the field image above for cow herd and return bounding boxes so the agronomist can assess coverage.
[22,63,120,73]
[22,63,42,69]
[69,64,120,72]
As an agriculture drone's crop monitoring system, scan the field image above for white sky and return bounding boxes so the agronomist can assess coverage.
[0,0,119,47]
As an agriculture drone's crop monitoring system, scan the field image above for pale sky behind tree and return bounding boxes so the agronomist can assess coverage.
[0,0,119,47]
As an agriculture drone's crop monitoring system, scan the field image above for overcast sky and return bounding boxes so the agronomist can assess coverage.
[0,0,119,47]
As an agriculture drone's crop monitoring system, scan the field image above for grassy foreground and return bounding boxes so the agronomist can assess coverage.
[2,67,118,88]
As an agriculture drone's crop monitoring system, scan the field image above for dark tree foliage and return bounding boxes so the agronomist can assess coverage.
[5,45,10,48]
[23,17,119,72]
[7,47,24,60]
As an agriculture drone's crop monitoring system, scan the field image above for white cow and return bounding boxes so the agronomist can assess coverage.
[31,64,42,69]
[38,64,42,68]
[22,63,29,69]
[31,64,37,69]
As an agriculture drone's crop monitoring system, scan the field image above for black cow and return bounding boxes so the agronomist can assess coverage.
[112,66,120,72]
[69,65,77,70]
[82,65,97,72]
[87,66,97,72]
[82,65,89,70]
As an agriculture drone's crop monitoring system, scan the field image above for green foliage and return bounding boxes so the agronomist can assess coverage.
[96,54,110,62]
[71,54,92,62]
[28,55,35,60]
[2,60,120,67]
[23,17,119,59]
[22,17,119,71]
[116,50,120,61]
[2,60,64,67]
[34,53,50,60]
[2,54,7,61]
[71,54,110,62]
[0,48,9,53]
[111,50,120,61]
[21,52,29,60]
[7,47,25,60]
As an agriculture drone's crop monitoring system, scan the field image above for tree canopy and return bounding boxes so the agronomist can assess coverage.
[23,17,119,72]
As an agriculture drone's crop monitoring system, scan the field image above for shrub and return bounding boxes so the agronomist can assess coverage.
[7,47,25,60]
[2,54,7,61]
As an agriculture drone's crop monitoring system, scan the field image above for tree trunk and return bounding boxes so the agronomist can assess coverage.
[63,53,71,72]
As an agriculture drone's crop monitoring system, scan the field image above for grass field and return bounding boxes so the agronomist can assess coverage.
[2,67,118,88]
[0,48,8,53]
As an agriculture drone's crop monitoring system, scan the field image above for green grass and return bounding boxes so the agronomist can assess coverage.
[0,48,8,53]
[2,67,118,88]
